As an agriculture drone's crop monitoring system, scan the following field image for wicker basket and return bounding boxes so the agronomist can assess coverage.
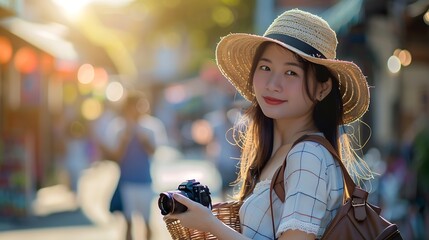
[164,201,243,240]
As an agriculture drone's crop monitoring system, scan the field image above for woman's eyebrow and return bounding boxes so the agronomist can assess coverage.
[259,57,303,68]
[259,58,303,69]
[284,62,303,68]
[259,57,271,63]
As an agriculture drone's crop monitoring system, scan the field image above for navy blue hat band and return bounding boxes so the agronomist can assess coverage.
[265,33,326,59]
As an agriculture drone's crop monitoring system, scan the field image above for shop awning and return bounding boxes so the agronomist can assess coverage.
[0,17,79,61]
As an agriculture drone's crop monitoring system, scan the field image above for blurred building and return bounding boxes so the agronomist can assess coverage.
[365,0,429,147]
[0,0,117,218]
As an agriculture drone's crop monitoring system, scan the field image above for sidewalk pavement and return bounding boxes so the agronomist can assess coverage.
[0,151,223,240]
[0,210,126,240]
[0,209,92,231]
[0,203,174,240]
[0,159,129,240]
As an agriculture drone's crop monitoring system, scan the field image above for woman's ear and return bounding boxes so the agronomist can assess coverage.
[317,78,332,101]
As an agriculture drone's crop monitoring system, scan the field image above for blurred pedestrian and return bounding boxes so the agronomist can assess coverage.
[63,115,93,192]
[100,92,168,240]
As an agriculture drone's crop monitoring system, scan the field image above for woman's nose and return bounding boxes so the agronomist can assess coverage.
[265,73,282,92]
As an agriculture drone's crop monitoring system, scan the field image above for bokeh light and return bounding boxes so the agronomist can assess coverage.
[81,98,103,120]
[14,47,38,74]
[78,63,95,84]
[424,10,429,25]
[393,48,401,57]
[398,49,412,66]
[212,6,234,27]
[0,36,12,64]
[105,81,124,102]
[191,119,213,145]
[165,84,187,104]
[393,49,412,67]
[387,55,401,74]
[51,0,91,19]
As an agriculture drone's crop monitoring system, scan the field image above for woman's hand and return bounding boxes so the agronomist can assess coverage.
[164,194,250,240]
[163,193,218,233]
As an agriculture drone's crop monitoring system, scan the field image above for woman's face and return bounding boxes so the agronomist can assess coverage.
[252,43,317,122]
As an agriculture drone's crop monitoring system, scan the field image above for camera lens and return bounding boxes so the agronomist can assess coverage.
[158,191,188,215]
[158,193,173,215]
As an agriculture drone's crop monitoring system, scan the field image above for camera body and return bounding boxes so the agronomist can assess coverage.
[158,179,212,215]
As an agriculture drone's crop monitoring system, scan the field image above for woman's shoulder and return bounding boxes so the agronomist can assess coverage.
[284,136,341,186]
[287,136,336,166]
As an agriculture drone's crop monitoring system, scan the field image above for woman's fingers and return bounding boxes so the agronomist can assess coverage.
[163,194,192,220]
[173,193,194,206]
[163,193,212,219]
[163,193,217,232]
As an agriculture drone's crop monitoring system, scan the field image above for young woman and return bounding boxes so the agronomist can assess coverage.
[164,9,372,239]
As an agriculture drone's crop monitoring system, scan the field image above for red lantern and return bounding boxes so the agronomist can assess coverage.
[14,47,38,74]
[0,36,12,64]
[41,53,54,73]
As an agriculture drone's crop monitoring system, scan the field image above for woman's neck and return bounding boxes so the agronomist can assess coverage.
[273,118,318,147]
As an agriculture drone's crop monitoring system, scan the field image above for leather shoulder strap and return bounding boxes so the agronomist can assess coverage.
[270,134,356,202]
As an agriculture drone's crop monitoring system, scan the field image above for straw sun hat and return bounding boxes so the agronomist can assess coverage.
[216,8,369,124]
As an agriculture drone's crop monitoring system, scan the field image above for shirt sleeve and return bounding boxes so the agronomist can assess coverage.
[277,141,329,236]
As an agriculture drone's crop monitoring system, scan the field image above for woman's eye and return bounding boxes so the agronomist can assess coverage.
[260,65,270,71]
[285,70,296,75]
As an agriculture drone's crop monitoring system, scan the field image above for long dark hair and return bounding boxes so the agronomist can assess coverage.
[234,42,344,200]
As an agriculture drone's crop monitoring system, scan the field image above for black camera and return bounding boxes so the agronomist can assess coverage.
[158,179,212,215]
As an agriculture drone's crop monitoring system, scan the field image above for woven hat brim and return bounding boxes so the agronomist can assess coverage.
[216,33,370,124]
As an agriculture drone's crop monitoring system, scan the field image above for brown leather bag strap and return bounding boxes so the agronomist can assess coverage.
[269,178,277,239]
[270,134,356,203]
[270,134,307,203]
[270,161,286,201]
[268,134,322,239]
[268,135,310,239]
[269,134,365,239]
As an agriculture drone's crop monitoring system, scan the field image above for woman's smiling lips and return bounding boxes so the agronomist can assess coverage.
[263,96,286,105]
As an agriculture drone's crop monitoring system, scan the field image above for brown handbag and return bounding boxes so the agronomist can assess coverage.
[269,135,403,240]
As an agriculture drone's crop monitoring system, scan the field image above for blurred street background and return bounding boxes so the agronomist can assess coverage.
[0,0,428,239]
